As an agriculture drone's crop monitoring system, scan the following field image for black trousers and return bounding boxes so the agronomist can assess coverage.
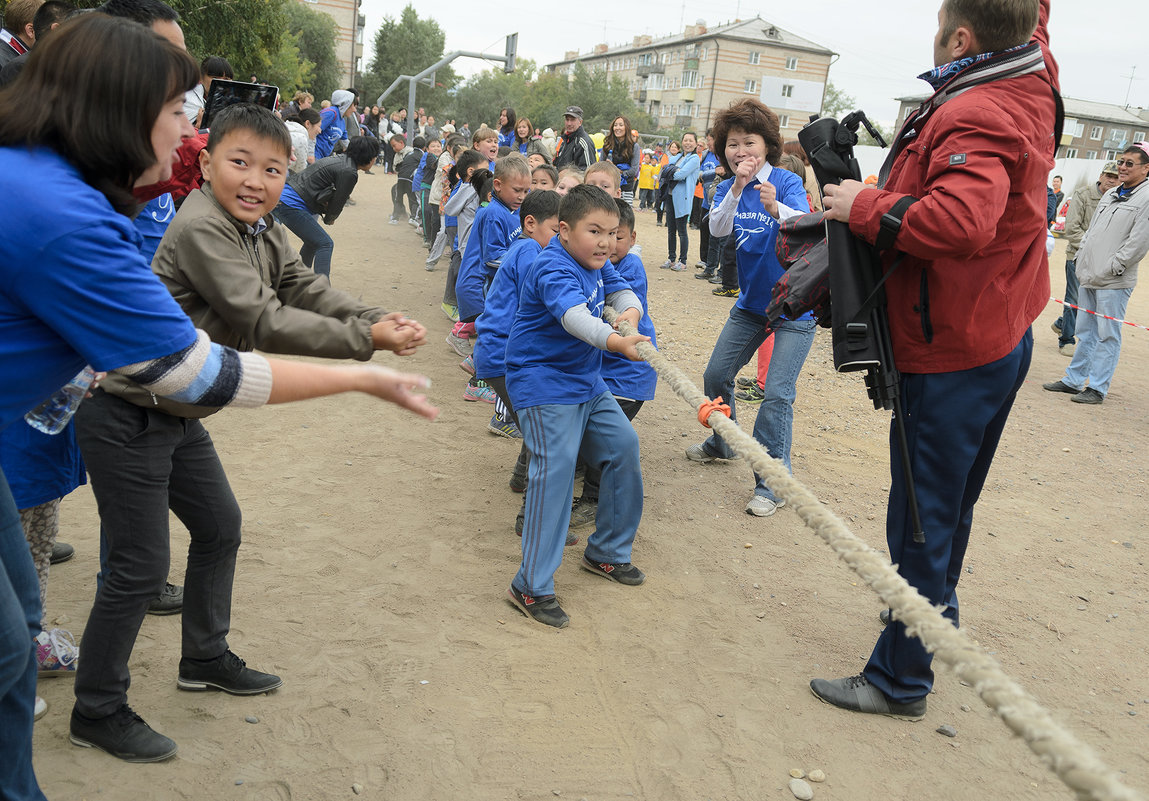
[74,390,241,718]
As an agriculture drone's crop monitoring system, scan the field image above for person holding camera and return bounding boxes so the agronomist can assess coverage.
[811,0,1059,719]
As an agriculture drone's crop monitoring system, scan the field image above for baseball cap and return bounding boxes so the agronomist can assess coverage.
[1101,160,1120,175]
[564,105,583,120]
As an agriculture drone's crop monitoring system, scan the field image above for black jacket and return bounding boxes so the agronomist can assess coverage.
[286,154,359,225]
[554,125,597,170]
[397,148,423,182]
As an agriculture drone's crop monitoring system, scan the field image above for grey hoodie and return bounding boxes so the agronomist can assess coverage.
[1075,180,1149,290]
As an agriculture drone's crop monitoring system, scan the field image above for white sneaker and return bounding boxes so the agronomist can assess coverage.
[670,261,688,272]
[745,494,786,517]
[685,443,717,463]
[659,259,675,269]
[35,628,78,676]
[34,695,47,721]
[1059,343,1075,357]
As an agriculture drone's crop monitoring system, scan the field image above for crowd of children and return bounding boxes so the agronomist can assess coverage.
[2,13,828,787]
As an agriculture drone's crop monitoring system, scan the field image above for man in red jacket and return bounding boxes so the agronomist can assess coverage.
[811,0,1059,719]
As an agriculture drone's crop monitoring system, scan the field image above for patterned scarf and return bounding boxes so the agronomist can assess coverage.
[917,43,1029,91]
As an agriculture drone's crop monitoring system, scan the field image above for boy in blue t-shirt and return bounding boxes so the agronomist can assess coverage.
[504,185,651,629]
[454,153,531,324]
[573,199,658,520]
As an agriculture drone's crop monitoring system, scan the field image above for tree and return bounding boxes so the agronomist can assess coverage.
[446,60,654,137]
[820,79,890,147]
[284,1,340,101]
[360,4,456,114]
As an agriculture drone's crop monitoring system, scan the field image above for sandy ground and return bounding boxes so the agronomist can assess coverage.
[32,172,1148,801]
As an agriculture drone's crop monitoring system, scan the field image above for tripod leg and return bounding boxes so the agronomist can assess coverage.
[891,394,925,543]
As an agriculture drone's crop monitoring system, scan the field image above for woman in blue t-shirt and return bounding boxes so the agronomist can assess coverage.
[0,15,437,781]
[684,98,817,518]
[497,107,517,149]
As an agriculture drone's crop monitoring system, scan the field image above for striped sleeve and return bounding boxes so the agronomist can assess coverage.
[114,329,273,409]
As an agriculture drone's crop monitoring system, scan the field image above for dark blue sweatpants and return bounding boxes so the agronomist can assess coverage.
[863,329,1033,703]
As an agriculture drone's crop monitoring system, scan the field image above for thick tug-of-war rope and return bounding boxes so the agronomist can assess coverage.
[605,307,1144,801]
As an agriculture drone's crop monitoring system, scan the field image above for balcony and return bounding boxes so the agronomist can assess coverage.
[638,91,647,104]
[684,57,699,71]
[679,87,695,102]
[636,63,664,76]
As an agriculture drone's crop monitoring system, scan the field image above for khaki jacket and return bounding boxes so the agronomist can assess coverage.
[105,184,384,416]
[1063,181,1103,260]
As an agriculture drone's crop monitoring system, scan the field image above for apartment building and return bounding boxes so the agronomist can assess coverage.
[895,94,1149,161]
[546,18,835,138]
[297,0,365,86]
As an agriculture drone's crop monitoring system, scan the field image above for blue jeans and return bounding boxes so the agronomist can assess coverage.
[699,306,816,502]
[514,393,643,596]
[0,467,47,801]
[1058,258,1078,345]
[1062,285,1133,397]
[667,213,689,262]
[272,203,333,278]
[864,331,1032,703]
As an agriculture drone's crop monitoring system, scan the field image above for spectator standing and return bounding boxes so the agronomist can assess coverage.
[1051,161,1119,355]
[1044,144,1149,404]
[553,106,597,171]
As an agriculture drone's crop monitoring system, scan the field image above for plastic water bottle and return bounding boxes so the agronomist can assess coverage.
[24,366,97,435]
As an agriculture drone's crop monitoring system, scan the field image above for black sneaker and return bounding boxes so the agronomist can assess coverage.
[569,496,597,528]
[177,650,282,695]
[515,510,579,547]
[1042,380,1079,394]
[147,582,183,616]
[809,674,926,720]
[506,586,569,628]
[70,704,178,762]
[580,556,645,585]
[695,270,716,280]
[1071,387,1104,404]
[49,541,75,565]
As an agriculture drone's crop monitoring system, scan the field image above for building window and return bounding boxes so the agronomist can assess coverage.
[1086,150,1097,159]
[744,79,757,93]
[785,56,798,70]
[1105,149,1118,160]
[779,115,790,128]
[698,75,705,88]
[1072,121,1084,137]
[700,46,708,61]
[1063,148,1078,158]
[1136,131,1146,143]
[682,70,697,88]
[781,84,794,98]
[1111,128,1128,142]
[1090,125,1103,140]
[748,51,760,65]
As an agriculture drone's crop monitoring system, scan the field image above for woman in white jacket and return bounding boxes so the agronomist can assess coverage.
[284,108,320,174]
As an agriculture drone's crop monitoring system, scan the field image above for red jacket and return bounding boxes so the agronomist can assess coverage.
[849,0,1059,373]
[133,133,209,204]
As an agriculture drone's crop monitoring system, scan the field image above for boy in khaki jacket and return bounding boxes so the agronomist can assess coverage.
[73,103,426,763]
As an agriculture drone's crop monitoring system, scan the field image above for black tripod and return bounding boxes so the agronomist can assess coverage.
[798,112,924,543]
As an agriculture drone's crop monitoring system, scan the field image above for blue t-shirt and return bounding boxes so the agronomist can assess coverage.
[277,183,310,212]
[455,196,522,321]
[505,237,629,410]
[315,106,345,159]
[0,147,197,429]
[713,170,811,318]
[601,252,657,401]
[699,151,721,210]
[133,193,176,264]
[473,236,541,380]
[497,130,515,149]
[413,151,430,187]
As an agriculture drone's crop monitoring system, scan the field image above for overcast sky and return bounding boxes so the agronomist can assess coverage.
[358,1,1141,128]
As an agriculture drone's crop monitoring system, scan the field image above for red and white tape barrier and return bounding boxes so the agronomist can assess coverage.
[1051,297,1149,333]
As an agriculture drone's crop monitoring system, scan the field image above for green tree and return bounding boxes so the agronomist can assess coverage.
[819,79,889,146]
[360,4,456,113]
[446,61,653,137]
[284,1,340,101]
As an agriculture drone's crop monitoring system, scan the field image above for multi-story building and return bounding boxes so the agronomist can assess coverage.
[895,94,1149,161]
[297,0,365,87]
[546,18,836,138]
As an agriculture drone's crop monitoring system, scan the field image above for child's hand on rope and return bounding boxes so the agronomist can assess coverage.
[606,332,650,362]
[613,307,642,332]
